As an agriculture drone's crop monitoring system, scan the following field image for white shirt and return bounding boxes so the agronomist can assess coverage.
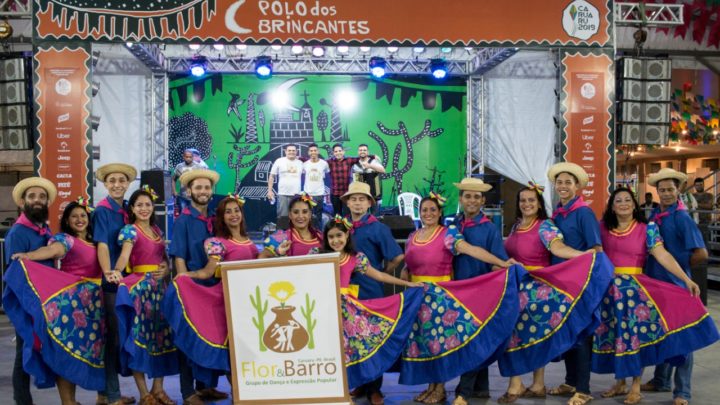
[270,157,303,196]
[303,159,330,196]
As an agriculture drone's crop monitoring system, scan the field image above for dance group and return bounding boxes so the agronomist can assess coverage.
[3,160,719,405]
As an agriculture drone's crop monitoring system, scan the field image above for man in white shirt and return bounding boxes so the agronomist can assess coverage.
[352,144,386,213]
[303,143,330,228]
[268,144,303,218]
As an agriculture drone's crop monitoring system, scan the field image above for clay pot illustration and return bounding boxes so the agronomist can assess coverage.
[262,306,309,353]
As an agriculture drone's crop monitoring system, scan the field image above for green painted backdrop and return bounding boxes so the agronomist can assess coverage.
[168,73,467,230]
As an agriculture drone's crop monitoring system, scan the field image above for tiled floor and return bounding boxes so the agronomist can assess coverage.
[1,290,719,405]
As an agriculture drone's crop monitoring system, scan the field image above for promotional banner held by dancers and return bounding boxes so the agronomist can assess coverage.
[221,253,350,404]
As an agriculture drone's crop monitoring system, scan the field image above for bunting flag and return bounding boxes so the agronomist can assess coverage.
[670,83,720,145]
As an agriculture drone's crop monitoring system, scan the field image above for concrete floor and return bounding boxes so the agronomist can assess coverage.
[1,290,719,405]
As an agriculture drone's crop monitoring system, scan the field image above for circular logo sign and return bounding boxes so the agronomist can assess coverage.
[580,82,596,99]
[562,0,600,41]
[55,78,72,96]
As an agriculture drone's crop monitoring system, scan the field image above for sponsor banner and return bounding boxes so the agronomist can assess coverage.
[560,50,614,217]
[34,0,610,46]
[221,253,350,404]
[33,44,92,231]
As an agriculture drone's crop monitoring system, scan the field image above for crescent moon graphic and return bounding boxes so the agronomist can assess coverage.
[274,78,306,112]
[225,0,252,34]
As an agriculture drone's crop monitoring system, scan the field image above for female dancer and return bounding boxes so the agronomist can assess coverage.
[115,188,178,405]
[324,216,423,390]
[593,188,718,404]
[499,183,607,403]
[401,193,514,404]
[165,195,259,385]
[260,193,323,257]
[5,199,104,404]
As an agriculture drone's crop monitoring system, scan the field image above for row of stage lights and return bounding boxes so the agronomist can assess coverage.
[186,45,452,79]
[190,55,449,79]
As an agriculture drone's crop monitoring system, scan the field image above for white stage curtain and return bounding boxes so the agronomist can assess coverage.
[92,74,148,202]
[485,51,557,211]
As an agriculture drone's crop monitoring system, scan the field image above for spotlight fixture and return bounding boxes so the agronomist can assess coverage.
[440,47,452,53]
[189,56,208,77]
[337,45,350,54]
[91,50,101,68]
[255,56,273,78]
[213,44,225,50]
[429,59,448,79]
[235,44,247,51]
[291,45,304,54]
[270,45,282,52]
[90,115,101,131]
[413,47,425,53]
[126,42,134,48]
[359,46,371,53]
[387,46,399,53]
[312,46,325,57]
[369,57,387,78]
[91,81,101,97]
[189,44,201,50]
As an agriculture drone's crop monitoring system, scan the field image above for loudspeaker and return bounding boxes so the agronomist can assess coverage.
[140,170,172,202]
[620,124,669,145]
[0,81,27,104]
[378,215,416,240]
[0,58,25,80]
[0,129,30,150]
[622,57,671,80]
[0,105,27,127]
[621,101,670,124]
[621,79,670,102]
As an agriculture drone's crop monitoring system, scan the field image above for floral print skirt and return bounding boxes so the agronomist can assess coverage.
[117,273,178,377]
[2,260,106,390]
[592,273,719,378]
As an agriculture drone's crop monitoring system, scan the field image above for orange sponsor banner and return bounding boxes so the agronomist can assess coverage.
[35,0,610,46]
[560,50,614,218]
[34,45,92,231]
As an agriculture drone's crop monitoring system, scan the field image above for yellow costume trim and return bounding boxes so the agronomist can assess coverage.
[615,267,642,275]
[410,275,452,283]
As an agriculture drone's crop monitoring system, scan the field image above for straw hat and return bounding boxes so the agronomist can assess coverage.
[12,177,57,207]
[96,163,137,182]
[453,177,493,192]
[179,169,220,187]
[647,168,688,187]
[341,182,375,202]
[547,162,589,188]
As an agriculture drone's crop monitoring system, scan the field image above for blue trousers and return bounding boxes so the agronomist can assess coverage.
[649,353,693,400]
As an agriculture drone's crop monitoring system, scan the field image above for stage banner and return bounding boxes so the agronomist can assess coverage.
[34,0,610,47]
[221,253,350,405]
[33,43,93,231]
[168,74,466,231]
[559,49,615,218]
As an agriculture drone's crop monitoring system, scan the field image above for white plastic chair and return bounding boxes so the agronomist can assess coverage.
[397,192,421,226]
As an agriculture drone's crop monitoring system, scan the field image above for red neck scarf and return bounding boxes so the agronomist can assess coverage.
[15,212,50,236]
[651,199,687,226]
[459,213,491,232]
[552,196,589,220]
[348,214,378,234]
[182,207,214,233]
[97,197,129,224]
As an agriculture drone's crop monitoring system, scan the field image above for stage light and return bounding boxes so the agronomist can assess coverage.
[413,47,425,53]
[90,115,101,131]
[270,45,282,52]
[359,46,371,53]
[369,57,387,78]
[335,89,358,112]
[312,46,325,57]
[291,45,304,54]
[440,47,452,53]
[337,45,349,54]
[235,44,247,51]
[430,59,448,79]
[189,44,201,50]
[387,46,399,53]
[91,50,101,67]
[213,44,225,50]
[255,56,273,78]
[189,56,208,77]
[91,81,101,97]
[270,89,291,110]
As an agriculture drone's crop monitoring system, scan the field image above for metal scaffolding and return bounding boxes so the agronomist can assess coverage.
[614,2,684,27]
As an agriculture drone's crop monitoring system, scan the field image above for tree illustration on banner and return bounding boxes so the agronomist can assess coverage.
[245,93,258,143]
[369,120,444,202]
[258,109,266,143]
[167,112,213,168]
[317,110,329,142]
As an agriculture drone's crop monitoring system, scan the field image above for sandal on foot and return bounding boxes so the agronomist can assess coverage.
[602,384,629,398]
[98,396,136,405]
[497,391,522,404]
[152,391,176,405]
[139,394,159,405]
[423,385,446,404]
[624,392,643,404]
[673,399,689,405]
[414,386,432,402]
[521,387,547,398]
[549,384,577,396]
[567,393,593,405]
[451,395,468,405]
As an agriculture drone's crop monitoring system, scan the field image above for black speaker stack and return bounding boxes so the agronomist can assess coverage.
[617,56,672,145]
[0,56,33,150]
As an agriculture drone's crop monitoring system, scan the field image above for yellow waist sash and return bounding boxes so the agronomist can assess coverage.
[130,264,159,273]
[411,274,452,283]
[615,267,642,275]
[524,265,543,271]
[340,285,360,298]
[84,278,102,285]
